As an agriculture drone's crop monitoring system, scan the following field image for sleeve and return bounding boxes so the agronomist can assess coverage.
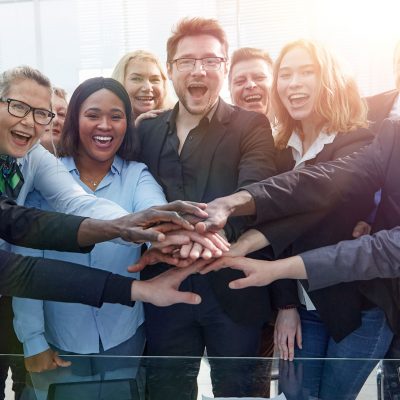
[242,119,397,227]
[131,164,167,212]
[13,297,49,357]
[0,250,134,306]
[251,128,376,256]
[301,227,400,291]
[0,196,93,253]
[30,148,128,219]
[226,112,277,241]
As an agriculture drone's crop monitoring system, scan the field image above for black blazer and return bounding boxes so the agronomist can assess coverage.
[366,89,398,134]
[244,119,400,335]
[137,99,277,325]
[0,196,124,305]
[260,128,375,341]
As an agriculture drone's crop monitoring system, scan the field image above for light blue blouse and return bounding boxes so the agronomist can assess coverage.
[13,154,166,356]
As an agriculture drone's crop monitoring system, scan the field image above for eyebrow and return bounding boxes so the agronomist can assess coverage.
[279,63,315,71]
[84,107,125,113]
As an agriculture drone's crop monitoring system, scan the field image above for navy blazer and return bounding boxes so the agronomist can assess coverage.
[137,99,277,325]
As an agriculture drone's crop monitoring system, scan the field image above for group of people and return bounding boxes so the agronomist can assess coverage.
[1,15,400,400]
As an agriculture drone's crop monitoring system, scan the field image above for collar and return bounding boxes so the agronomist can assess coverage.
[287,130,337,168]
[167,98,221,133]
[63,155,123,176]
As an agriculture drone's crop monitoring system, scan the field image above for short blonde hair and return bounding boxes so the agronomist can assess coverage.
[272,39,368,150]
[112,50,171,109]
[229,47,273,84]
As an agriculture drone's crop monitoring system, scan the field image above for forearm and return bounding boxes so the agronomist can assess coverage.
[0,250,134,306]
[233,229,270,255]
[77,218,121,247]
[301,227,400,291]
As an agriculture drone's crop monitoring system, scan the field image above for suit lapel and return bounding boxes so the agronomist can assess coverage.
[195,99,233,200]
[142,112,170,177]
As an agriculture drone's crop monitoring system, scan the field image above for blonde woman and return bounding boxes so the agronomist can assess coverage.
[218,39,392,400]
[112,50,173,125]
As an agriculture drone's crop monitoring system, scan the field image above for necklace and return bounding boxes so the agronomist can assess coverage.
[79,173,102,188]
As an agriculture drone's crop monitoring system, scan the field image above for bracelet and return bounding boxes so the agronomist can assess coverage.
[278,304,298,310]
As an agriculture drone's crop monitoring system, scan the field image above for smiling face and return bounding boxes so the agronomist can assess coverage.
[229,58,272,115]
[124,59,165,116]
[0,78,51,158]
[277,46,321,128]
[77,88,127,166]
[167,34,227,116]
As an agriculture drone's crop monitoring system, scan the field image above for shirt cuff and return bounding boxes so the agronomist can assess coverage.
[23,334,50,357]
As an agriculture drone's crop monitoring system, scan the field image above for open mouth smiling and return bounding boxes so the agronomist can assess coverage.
[188,83,208,97]
[93,135,113,145]
[11,130,32,144]
[288,93,309,107]
[244,94,263,103]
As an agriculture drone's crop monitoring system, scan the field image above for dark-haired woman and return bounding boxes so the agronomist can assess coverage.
[13,77,166,377]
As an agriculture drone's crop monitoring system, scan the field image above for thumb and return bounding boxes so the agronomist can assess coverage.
[228,277,253,289]
[173,292,202,305]
[53,352,71,368]
[127,263,143,272]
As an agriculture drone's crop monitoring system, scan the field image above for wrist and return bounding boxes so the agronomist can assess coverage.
[228,190,255,217]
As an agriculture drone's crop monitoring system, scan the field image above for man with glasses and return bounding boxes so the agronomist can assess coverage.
[136,17,276,400]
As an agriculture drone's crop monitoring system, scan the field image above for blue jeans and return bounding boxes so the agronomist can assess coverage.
[280,307,393,400]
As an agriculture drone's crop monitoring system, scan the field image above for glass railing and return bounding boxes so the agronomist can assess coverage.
[1,355,397,399]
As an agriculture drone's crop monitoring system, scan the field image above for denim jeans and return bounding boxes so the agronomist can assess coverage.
[280,306,393,400]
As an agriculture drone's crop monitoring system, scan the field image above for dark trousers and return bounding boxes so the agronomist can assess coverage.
[0,296,25,400]
[143,274,265,400]
[384,334,400,400]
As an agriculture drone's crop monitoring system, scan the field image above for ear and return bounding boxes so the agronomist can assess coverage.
[167,62,173,80]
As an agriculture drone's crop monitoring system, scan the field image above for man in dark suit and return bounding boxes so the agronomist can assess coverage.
[137,17,276,400]
[366,40,400,134]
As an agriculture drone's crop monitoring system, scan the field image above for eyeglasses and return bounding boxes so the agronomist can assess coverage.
[170,57,226,72]
[0,97,55,125]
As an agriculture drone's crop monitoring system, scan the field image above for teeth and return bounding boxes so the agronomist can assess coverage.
[244,95,262,102]
[12,131,31,138]
[136,96,154,101]
[289,94,307,100]
[188,83,207,88]
[93,136,112,142]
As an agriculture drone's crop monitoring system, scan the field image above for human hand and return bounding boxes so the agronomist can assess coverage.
[127,247,196,272]
[352,220,372,238]
[135,109,167,127]
[200,255,307,283]
[274,308,302,361]
[24,348,71,373]
[199,256,273,288]
[193,197,232,234]
[115,200,208,243]
[130,263,203,306]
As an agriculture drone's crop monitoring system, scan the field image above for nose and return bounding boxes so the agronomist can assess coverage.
[98,116,111,130]
[141,79,152,91]
[191,60,206,76]
[288,73,302,88]
[245,80,257,89]
[20,110,35,127]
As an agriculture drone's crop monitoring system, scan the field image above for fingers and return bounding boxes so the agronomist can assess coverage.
[200,256,240,274]
[54,352,72,368]
[172,291,202,305]
[352,220,372,238]
[156,200,208,219]
[189,242,203,259]
[296,325,303,350]
[124,227,165,243]
[228,276,254,289]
